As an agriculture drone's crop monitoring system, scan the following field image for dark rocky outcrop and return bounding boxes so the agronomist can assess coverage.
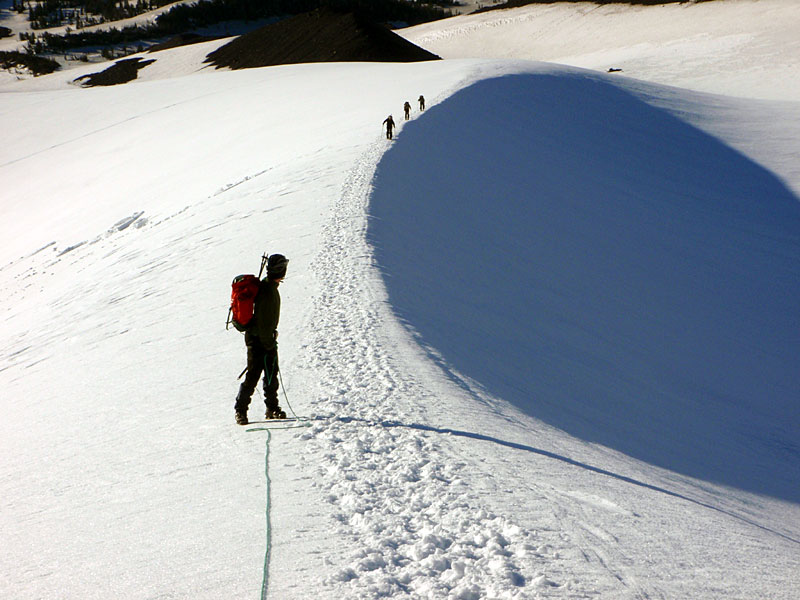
[73,57,155,86]
[205,8,439,70]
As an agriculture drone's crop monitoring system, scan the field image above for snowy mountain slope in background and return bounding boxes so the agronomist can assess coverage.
[0,0,196,54]
[0,34,226,89]
[400,0,800,101]
[2,2,800,599]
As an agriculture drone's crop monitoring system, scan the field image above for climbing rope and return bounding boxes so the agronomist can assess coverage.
[260,430,272,600]
[249,372,310,431]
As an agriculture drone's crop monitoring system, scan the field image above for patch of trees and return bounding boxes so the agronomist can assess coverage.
[473,0,714,13]
[0,50,60,74]
[22,0,175,30]
[22,27,153,54]
[324,0,454,25]
[23,0,452,54]
[152,0,452,32]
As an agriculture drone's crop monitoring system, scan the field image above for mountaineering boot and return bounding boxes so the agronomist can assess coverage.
[265,407,287,420]
[235,411,249,425]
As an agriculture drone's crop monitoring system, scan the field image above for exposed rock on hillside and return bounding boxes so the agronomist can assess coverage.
[205,8,439,70]
[73,57,155,87]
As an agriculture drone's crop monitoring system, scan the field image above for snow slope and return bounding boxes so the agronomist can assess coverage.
[0,58,484,598]
[400,0,800,102]
[369,69,800,503]
[2,3,800,600]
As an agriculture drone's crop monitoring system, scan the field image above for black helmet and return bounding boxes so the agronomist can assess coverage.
[267,253,288,279]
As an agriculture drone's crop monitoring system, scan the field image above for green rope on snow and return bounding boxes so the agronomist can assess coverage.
[261,429,272,600]
[248,369,312,431]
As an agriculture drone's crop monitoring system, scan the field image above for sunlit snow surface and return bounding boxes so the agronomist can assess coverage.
[2,2,799,598]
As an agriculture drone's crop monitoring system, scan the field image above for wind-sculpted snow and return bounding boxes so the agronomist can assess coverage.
[368,72,800,503]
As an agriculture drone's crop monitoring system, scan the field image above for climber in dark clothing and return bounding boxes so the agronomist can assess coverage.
[383,115,396,140]
[235,254,289,425]
[418,95,425,110]
[404,101,411,120]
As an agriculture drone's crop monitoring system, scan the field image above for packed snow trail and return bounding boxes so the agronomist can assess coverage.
[282,138,579,599]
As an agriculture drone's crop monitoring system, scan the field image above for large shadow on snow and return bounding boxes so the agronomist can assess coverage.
[368,73,800,503]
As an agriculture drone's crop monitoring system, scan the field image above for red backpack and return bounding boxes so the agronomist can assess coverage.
[227,254,270,332]
[227,274,260,331]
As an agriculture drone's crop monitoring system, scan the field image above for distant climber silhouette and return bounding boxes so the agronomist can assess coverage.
[383,115,396,140]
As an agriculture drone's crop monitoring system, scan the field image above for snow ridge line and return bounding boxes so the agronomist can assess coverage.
[296,135,574,597]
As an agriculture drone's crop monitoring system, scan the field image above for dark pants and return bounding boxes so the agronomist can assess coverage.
[235,333,279,413]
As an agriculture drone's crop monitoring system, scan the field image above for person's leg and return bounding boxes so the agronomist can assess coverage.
[262,350,282,417]
[235,340,265,416]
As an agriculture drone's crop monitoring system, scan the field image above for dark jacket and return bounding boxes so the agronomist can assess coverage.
[252,278,281,350]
